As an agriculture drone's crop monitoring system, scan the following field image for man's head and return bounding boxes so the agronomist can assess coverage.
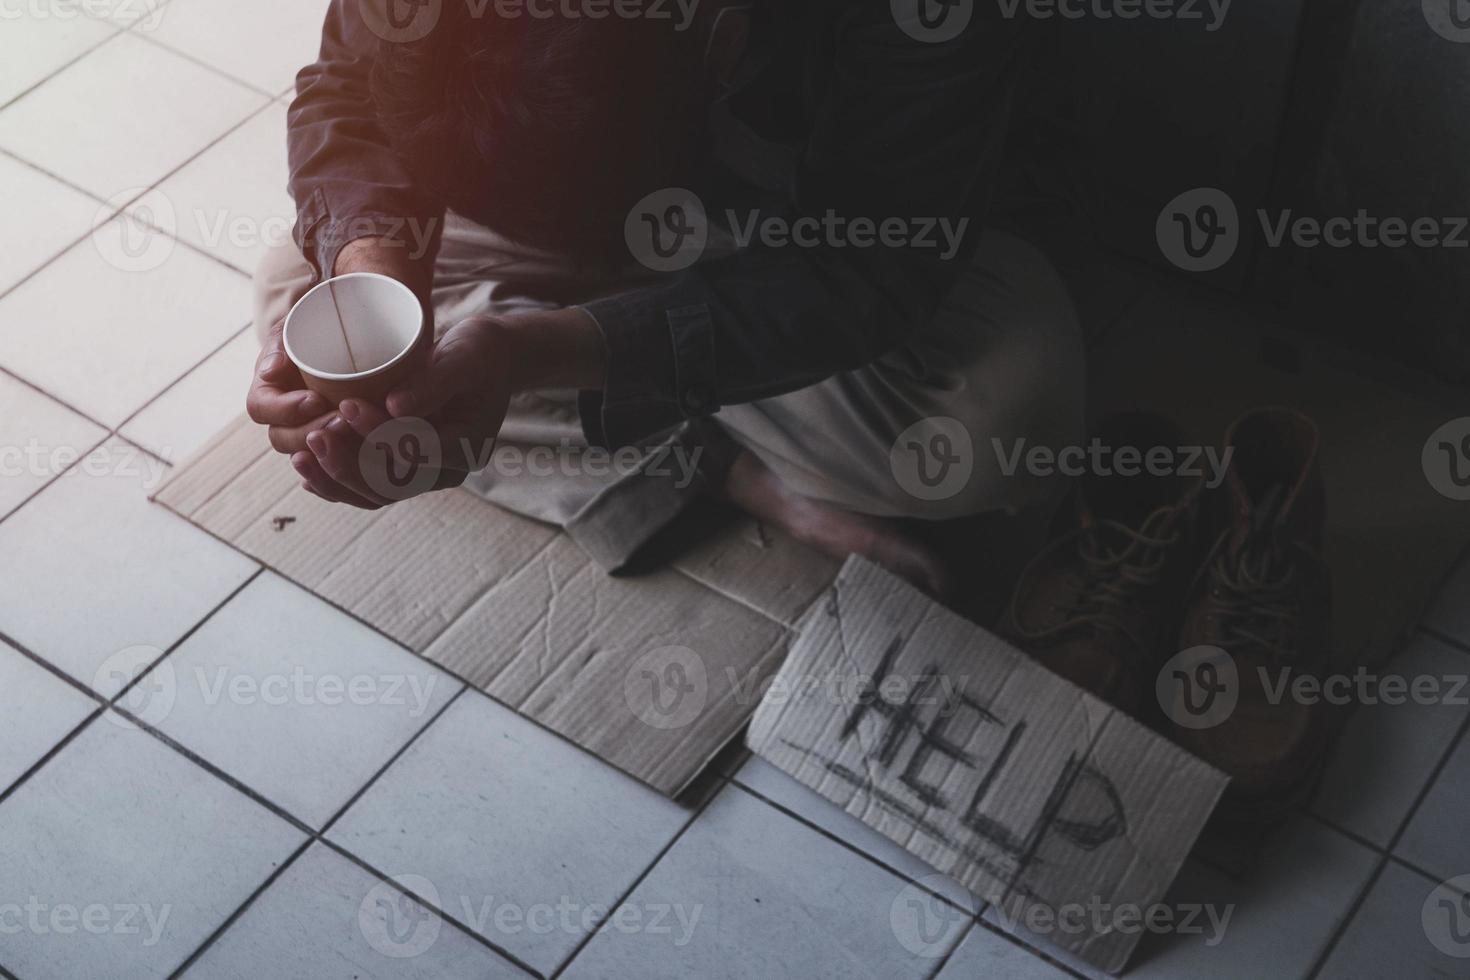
[370,6,711,260]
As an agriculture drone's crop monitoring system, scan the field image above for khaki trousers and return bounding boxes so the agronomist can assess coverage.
[253,214,1084,569]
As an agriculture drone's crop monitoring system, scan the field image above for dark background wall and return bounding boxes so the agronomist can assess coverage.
[992,0,1470,383]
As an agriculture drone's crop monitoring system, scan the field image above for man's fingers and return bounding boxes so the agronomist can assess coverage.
[268,409,338,454]
[247,318,330,426]
[290,451,382,510]
[307,419,395,506]
[386,334,483,419]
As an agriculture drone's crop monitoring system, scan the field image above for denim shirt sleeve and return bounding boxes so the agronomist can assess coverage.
[287,0,445,282]
[579,0,1027,448]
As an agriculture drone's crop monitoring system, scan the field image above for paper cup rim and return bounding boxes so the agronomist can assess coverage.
[283,272,424,382]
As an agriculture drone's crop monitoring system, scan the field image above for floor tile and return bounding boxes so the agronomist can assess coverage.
[1395,727,1470,884]
[0,714,305,980]
[138,573,461,829]
[181,843,532,979]
[0,32,263,198]
[1318,862,1470,979]
[0,370,106,518]
[327,693,689,976]
[0,437,256,696]
[984,818,1378,980]
[148,102,292,273]
[560,785,970,980]
[147,0,331,94]
[935,923,1074,980]
[0,153,101,296]
[119,330,258,463]
[733,758,981,914]
[0,641,96,795]
[0,11,115,107]
[0,219,250,426]
[1425,558,1470,650]
[1312,634,1470,846]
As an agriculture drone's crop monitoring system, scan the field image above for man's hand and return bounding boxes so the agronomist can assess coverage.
[294,307,606,509]
[248,236,430,458]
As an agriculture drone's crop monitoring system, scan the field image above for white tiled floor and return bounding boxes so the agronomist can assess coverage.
[0,6,1466,980]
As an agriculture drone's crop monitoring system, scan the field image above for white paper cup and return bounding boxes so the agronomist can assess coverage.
[283,272,425,404]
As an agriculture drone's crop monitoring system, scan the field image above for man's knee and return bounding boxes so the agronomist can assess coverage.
[252,240,315,344]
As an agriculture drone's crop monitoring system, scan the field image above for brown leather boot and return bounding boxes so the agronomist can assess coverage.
[1166,407,1339,827]
[1000,413,1202,715]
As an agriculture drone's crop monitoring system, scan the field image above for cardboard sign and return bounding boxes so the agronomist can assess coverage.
[747,557,1227,974]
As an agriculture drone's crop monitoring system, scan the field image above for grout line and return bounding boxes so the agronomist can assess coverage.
[163,835,316,980]
[316,686,467,837]
[0,22,127,115]
[548,777,729,980]
[0,704,104,809]
[128,28,280,100]
[171,687,470,975]
[107,567,266,709]
[311,835,549,978]
[112,324,253,439]
[726,777,978,914]
[969,917,1093,980]
[1302,698,1470,979]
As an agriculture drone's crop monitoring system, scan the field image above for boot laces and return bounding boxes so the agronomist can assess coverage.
[1061,509,1178,636]
[1210,542,1301,662]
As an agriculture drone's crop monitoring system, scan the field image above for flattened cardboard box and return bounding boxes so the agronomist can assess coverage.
[152,415,840,797]
[747,557,1228,975]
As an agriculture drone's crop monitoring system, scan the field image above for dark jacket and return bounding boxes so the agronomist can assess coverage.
[287,0,1025,446]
